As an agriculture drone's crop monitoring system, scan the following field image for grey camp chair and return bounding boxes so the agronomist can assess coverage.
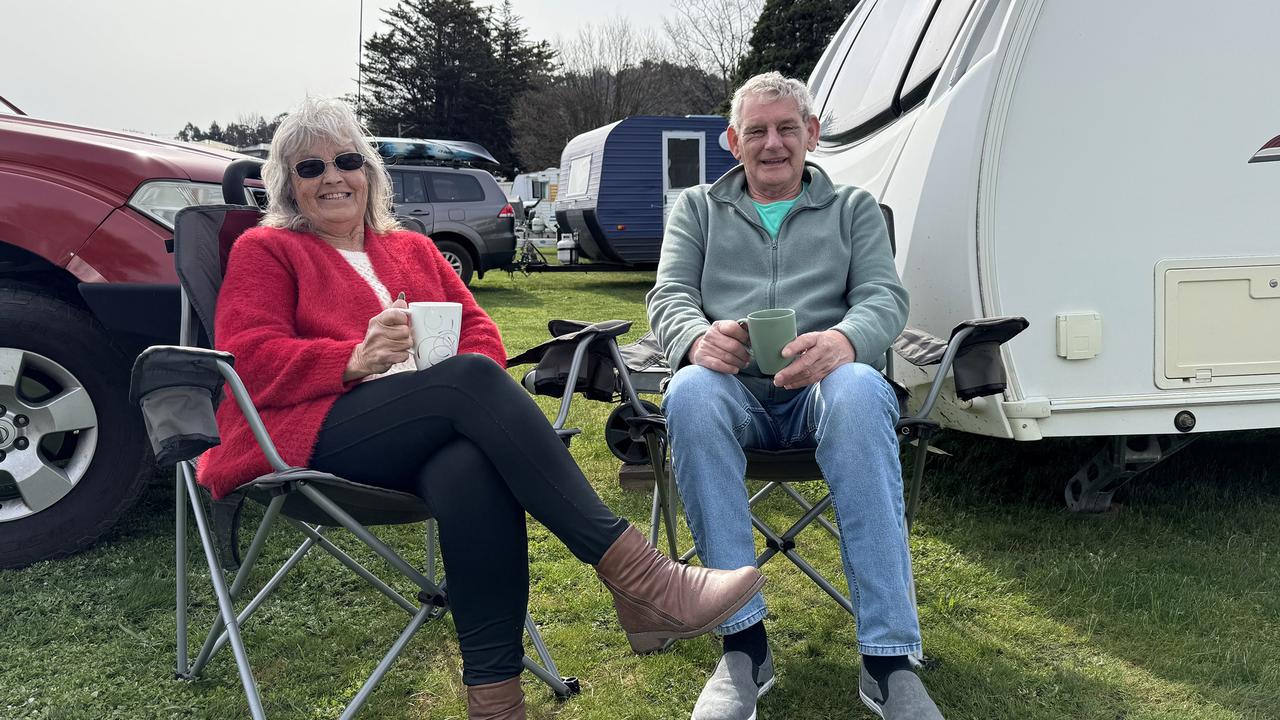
[128,163,578,720]
[508,206,1027,658]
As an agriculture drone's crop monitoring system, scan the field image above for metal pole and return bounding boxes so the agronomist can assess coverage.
[357,0,364,112]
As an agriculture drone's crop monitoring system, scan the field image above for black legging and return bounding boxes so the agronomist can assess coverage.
[309,353,628,685]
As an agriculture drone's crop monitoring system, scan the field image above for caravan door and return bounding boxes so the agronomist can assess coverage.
[662,131,705,224]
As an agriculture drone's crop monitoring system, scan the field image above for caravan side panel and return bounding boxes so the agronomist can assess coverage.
[597,116,734,266]
[556,121,620,262]
[984,0,1280,436]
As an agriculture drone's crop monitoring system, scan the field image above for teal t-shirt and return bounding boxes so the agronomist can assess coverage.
[752,184,808,239]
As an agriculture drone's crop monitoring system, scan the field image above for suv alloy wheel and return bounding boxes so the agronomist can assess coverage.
[0,285,151,568]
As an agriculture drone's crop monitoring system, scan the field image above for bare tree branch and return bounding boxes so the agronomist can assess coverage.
[663,0,764,103]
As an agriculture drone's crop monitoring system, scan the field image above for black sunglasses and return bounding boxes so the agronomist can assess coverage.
[293,152,366,179]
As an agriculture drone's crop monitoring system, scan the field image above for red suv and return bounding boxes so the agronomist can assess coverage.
[0,99,251,567]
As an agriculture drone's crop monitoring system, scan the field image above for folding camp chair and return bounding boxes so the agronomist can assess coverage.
[128,161,578,720]
[508,205,1027,657]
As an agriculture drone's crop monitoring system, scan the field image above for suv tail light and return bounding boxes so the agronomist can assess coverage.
[497,203,515,219]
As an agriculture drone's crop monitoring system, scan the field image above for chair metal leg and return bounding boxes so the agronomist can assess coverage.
[523,615,578,698]
[647,433,680,560]
[181,465,266,720]
[648,479,663,547]
[190,496,287,676]
[905,427,935,533]
[783,547,856,616]
[201,533,320,667]
[290,520,419,615]
[338,604,436,720]
[425,518,438,585]
[778,483,841,541]
[295,483,442,598]
[175,466,189,678]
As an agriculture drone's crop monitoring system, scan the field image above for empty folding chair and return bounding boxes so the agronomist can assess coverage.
[129,184,578,719]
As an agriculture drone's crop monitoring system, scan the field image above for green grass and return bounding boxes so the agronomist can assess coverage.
[2,269,1278,720]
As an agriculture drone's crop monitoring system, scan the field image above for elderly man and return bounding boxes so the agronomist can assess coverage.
[647,72,944,720]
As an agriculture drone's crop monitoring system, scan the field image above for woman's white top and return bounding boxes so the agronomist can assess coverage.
[337,249,416,380]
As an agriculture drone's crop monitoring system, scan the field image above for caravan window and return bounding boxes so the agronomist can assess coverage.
[809,1,875,106]
[665,136,703,190]
[566,154,591,197]
[819,0,935,144]
[900,0,976,109]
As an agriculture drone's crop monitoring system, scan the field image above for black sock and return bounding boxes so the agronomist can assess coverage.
[861,654,912,677]
[723,621,768,666]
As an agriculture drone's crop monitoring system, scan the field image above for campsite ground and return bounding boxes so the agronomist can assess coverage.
[2,270,1277,720]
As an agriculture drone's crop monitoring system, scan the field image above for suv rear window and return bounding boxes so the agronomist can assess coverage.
[426,172,485,202]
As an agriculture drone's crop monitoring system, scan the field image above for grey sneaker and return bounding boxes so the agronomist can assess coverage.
[690,648,776,720]
[858,656,944,720]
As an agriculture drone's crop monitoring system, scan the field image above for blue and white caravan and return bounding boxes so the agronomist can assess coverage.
[554,116,736,268]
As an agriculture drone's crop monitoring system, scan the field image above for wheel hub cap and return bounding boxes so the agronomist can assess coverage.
[0,348,99,522]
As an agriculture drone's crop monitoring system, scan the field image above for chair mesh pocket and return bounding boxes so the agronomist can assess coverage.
[953,341,1007,401]
[140,386,221,465]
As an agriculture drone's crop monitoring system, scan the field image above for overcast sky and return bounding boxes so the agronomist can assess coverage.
[2,0,674,137]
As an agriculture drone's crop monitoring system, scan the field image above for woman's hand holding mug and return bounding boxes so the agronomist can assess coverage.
[344,296,411,381]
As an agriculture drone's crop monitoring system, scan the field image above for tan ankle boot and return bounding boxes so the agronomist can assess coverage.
[467,676,525,720]
[594,526,765,653]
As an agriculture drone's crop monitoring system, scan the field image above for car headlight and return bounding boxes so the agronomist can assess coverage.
[127,181,226,230]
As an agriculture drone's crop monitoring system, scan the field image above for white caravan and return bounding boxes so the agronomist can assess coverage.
[509,167,560,234]
[807,0,1280,508]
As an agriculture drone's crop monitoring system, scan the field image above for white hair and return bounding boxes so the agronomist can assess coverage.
[729,71,815,131]
[260,96,399,234]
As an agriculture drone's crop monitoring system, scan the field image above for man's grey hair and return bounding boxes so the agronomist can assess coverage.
[261,96,398,234]
[729,71,815,131]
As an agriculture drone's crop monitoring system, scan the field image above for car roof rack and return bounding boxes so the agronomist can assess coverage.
[368,137,499,167]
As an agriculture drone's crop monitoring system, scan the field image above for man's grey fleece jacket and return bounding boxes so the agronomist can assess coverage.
[646,162,909,404]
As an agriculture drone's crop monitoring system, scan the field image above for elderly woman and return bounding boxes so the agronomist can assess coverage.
[197,97,764,719]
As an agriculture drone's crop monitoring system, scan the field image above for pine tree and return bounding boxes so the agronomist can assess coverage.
[734,0,859,85]
[358,0,552,174]
[485,0,556,173]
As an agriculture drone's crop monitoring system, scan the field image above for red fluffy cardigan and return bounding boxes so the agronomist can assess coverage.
[197,225,506,499]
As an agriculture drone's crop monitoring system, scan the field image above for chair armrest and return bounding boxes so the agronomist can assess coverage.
[129,344,290,471]
[902,316,1029,418]
[129,346,234,465]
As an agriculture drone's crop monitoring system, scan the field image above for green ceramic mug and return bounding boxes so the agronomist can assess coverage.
[739,308,797,375]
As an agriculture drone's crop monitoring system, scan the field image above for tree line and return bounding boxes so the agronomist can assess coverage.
[175,0,858,176]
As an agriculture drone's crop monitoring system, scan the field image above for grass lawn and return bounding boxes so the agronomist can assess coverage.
[2,269,1278,720]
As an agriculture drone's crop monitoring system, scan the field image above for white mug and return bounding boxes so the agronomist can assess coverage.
[408,301,462,370]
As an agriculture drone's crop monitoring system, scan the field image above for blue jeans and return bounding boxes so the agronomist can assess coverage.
[663,363,921,657]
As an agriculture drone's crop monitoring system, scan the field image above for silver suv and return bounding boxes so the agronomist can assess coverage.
[387,165,516,285]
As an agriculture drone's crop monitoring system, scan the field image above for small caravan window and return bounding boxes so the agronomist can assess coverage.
[566,154,591,197]
[819,0,934,144]
[665,136,703,190]
[900,0,976,109]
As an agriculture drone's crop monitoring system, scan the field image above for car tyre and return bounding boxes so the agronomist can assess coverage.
[434,239,475,286]
[0,285,152,568]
